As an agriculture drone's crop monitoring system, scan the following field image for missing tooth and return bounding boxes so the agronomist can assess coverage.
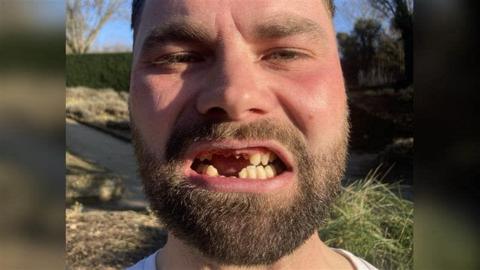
[191,149,286,179]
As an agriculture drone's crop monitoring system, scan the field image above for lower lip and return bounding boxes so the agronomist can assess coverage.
[185,170,295,193]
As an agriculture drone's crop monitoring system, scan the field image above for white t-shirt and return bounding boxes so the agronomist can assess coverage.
[125,249,378,270]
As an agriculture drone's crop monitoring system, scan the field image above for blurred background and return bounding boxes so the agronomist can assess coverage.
[0,0,65,269]
[1,0,479,269]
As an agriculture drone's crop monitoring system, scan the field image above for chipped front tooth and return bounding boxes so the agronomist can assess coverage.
[206,165,218,176]
[247,165,257,179]
[265,165,276,178]
[261,152,270,165]
[239,168,248,178]
[250,153,261,166]
[256,166,267,179]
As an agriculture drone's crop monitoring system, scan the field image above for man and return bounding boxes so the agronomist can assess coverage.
[127,0,377,269]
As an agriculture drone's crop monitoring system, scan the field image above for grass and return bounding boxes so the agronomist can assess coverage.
[320,167,413,269]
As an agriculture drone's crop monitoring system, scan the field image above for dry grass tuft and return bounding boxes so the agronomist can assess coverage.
[320,167,413,269]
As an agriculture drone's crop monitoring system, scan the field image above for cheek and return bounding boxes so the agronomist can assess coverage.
[129,73,186,153]
[276,66,347,145]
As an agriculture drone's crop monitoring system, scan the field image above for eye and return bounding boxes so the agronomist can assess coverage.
[151,52,205,66]
[262,49,307,62]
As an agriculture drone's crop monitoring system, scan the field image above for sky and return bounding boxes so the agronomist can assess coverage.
[92,0,357,52]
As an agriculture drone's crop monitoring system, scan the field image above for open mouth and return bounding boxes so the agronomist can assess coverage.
[190,147,289,180]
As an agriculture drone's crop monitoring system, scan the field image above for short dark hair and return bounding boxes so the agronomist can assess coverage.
[131,0,335,38]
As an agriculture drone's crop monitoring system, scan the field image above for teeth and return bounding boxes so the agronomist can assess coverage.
[196,150,281,179]
[256,166,267,179]
[197,161,280,179]
[247,165,257,179]
[205,165,218,176]
[237,165,279,179]
[261,152,270,165]
[249,153,261,166]
[265,165,276,178]
[239,168,248,178]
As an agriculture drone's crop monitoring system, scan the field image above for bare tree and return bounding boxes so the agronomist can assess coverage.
[337,0,385,27]
[66,0,128,54]
[367,0,413,85]
[368,0,413,18]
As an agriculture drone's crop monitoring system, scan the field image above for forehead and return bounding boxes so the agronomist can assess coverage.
[135,0,332,45]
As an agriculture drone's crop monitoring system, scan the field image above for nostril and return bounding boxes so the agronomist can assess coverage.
[205,107,228,118]
[249,108,264,114]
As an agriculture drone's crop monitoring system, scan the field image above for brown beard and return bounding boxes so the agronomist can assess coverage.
[132,118,349,266]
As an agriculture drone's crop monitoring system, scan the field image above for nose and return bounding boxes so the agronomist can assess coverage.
[195,48,273,121]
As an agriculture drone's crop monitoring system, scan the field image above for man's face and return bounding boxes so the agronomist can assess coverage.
[129,0,349,265]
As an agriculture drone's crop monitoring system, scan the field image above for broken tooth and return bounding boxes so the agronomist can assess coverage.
[256,166,267,179]
[239,168,248,178]
[246,165,257,179]
[206,165,218,176]
[261,152,270,165]
[249,153,261,166]
[196,164,207,174]
[265,165,276,178]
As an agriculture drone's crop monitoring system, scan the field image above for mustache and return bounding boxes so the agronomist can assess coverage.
[165,118,306,162]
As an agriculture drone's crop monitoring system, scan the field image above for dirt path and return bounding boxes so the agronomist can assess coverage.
[66,118,146,209]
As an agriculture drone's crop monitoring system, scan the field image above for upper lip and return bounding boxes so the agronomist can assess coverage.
[183,140,294,172]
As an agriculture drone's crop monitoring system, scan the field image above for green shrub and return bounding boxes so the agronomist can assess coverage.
[320,168,413,269]
[66,53,132,92]
[0,32,64,72]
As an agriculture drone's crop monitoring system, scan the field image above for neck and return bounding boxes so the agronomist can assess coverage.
[157,232,354,270]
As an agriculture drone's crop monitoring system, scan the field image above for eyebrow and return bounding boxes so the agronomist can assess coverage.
[254,16,327,41]
[139,15,327,54]
[141,18,214,52]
